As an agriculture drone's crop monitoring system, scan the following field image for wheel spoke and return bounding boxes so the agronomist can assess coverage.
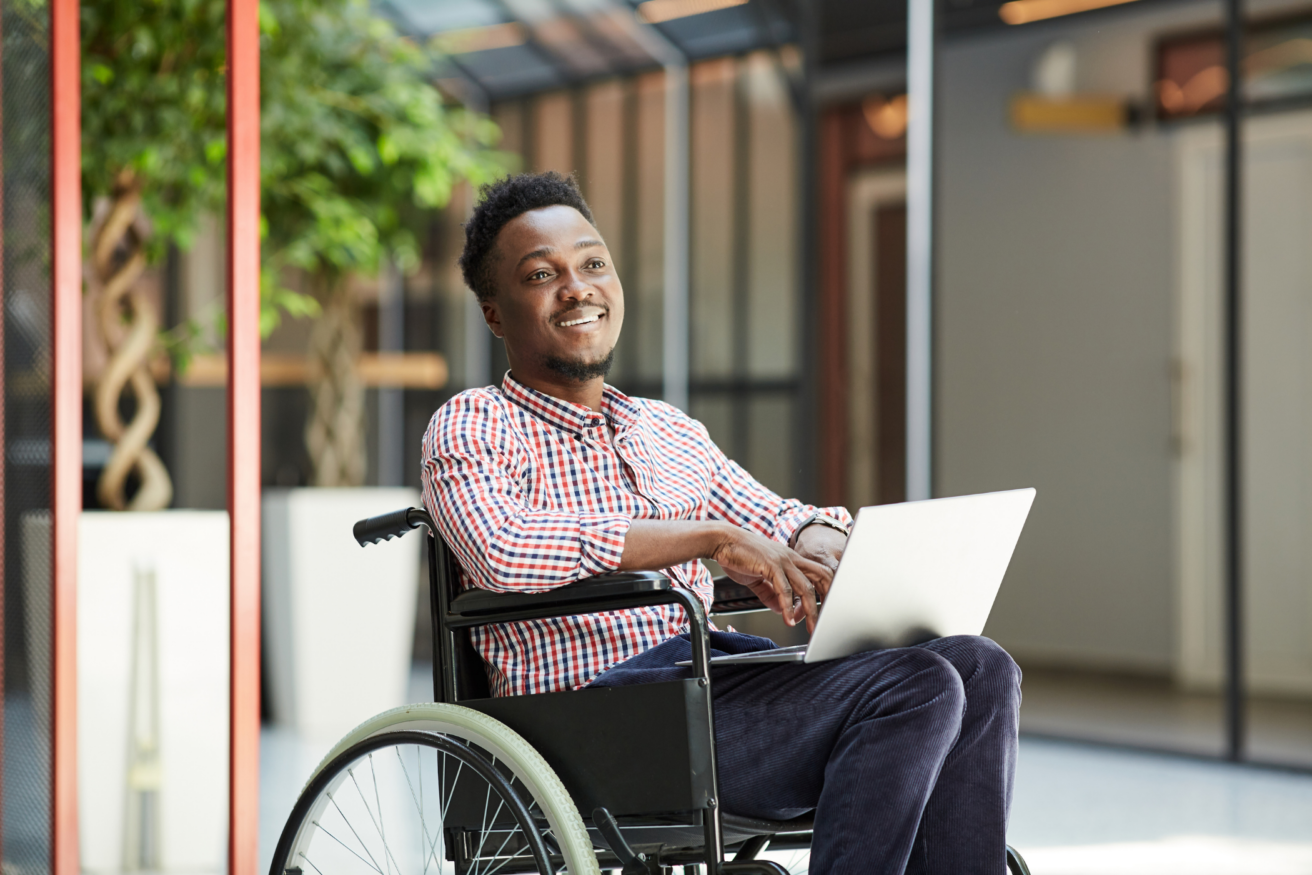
[480,836,539,875]
[396,746,444,875]
[477,812,522,875]
[417,746,425,875]
[282,734,573,875]
[421,749,462,874]
[311,818,385,875]
[326,791,387,875]
[344,770,404,875]
[369,754,396,875]
[473,795,512,875]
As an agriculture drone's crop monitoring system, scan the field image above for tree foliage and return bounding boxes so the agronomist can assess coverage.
[260,0,511,282]
[81,0,229,257]
[79,0,512,351]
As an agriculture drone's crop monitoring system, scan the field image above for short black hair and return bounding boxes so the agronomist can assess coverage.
[459,171,596,302]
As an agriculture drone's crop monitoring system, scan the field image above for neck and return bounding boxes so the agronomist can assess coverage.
[510,368,606,412]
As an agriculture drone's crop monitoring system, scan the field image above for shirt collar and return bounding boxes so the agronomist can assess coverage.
[500,371,642,436]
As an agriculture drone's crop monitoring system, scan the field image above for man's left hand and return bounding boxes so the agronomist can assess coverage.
[793,524,847,601]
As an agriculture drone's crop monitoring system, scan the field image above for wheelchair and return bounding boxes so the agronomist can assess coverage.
[269,507,1034,875]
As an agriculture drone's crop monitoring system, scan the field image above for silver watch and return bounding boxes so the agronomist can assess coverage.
[792,513,849,546]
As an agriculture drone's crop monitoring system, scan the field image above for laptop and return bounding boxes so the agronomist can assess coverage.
[678,488,1036,667]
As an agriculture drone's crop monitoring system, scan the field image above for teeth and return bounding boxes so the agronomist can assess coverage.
[559,314,600,327]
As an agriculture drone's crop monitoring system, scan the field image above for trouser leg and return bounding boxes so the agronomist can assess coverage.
[711,647,966,875]
[902,636,1023,875]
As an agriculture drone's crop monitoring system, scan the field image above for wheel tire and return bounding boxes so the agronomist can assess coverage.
[270,703,600,875]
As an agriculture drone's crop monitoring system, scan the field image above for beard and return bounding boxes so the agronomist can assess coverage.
[542,346,616,383]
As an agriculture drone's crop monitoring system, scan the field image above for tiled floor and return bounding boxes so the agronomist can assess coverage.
[258,671,1312,875]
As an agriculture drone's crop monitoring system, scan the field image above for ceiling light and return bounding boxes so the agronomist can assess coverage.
[999,0,1141,26]
[637,0,748,25]
[862,95,909,140]
[431,22,527,55]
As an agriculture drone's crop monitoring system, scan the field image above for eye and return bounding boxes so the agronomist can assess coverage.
[527,269,550,281]
[586,258,606,269]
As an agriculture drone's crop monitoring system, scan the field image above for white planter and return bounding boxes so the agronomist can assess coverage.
[76,511,231,875]
[262,488,421,746]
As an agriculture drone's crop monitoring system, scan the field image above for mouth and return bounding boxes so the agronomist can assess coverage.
[554,307,606,328]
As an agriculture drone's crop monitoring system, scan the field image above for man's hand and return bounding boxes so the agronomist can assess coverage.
[793,523,848,601]
[710,527,833,633]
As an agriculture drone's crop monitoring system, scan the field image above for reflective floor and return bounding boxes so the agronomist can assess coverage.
[1020,666,1312,768]
[257,670,1312,875]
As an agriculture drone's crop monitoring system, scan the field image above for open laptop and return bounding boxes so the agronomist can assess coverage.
[679,488,1036,667]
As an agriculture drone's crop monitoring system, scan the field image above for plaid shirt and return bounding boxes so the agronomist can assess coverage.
[421,372,852,697]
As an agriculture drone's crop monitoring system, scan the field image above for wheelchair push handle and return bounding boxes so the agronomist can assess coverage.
[353,506,434,547]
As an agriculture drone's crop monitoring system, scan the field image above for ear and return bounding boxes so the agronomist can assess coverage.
[481,299,503,338]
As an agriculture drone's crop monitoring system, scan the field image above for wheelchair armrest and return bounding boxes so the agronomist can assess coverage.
[450,571,673,617]
[711,576,766,614]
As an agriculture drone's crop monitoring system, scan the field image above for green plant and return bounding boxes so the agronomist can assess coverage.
[258,0,512,486]
[80,0,513,496]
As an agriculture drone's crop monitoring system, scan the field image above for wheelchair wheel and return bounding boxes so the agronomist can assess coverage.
[270,705,600,875]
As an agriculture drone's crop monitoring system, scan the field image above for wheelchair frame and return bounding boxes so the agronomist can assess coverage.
[353,507,1032,875]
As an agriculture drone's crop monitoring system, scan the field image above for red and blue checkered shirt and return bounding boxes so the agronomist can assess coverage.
[421,372,853,697]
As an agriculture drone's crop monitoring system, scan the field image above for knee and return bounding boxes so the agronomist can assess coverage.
[865,647,967,723]
[941,635,1022,702]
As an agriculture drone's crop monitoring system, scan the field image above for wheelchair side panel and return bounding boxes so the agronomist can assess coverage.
[464,679,714,818]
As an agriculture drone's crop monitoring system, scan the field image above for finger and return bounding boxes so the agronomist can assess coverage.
[795,555,834,599]
[767,564,796,626]
[744,576,786,615]
[785,561,820,634]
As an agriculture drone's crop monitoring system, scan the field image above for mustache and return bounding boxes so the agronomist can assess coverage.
[551,302,608,322]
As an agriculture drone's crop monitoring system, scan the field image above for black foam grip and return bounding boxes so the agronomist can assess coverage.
[353,507,419,547]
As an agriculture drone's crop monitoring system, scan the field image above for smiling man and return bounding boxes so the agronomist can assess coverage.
[421,172,1022,875]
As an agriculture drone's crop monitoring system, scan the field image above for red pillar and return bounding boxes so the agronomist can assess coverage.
[227,0,262,871]
[50,0,82,872]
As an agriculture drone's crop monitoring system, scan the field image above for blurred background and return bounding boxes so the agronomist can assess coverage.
[5,0,1312,872]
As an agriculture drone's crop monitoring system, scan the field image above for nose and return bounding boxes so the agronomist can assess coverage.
[558,269,595,303]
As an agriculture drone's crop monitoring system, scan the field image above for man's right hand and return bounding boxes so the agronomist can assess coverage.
[710,526,833,634]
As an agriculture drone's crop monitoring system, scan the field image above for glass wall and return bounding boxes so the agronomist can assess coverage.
[929,0,1312,768]
[3,0,55,867]
[488,52,804,498]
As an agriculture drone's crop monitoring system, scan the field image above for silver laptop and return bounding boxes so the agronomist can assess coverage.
[680,488,1036,667]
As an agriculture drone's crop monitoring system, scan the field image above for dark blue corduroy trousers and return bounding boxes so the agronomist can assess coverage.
[589,632,1021,875]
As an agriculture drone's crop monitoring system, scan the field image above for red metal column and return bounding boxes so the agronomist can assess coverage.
[227,0,262,871]
[50,0,82,873]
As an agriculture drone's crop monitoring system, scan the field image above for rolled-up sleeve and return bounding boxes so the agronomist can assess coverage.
[422,392,631,593]
[689,414,852,544]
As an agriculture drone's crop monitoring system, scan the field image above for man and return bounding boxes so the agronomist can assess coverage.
[422,171,1021,875]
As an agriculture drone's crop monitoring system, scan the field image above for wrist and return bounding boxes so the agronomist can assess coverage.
[701,520,737,560]
[791,513,849,548]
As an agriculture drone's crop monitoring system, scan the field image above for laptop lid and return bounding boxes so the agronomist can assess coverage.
[803,488,1036,664]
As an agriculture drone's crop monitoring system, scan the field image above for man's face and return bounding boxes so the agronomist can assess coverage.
[482,205,624,383]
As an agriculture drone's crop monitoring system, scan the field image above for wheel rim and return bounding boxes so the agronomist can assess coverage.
[276,730,555,875]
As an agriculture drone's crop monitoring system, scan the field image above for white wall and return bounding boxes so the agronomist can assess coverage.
[935,0,1241,672]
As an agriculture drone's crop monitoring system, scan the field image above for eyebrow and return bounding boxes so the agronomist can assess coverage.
[516,238,606,268]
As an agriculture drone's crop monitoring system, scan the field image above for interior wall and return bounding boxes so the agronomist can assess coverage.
[935,1,1233,673]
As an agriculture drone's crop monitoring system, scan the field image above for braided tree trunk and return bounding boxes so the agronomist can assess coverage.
[305,279,366,487]
[92,171,173,511]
